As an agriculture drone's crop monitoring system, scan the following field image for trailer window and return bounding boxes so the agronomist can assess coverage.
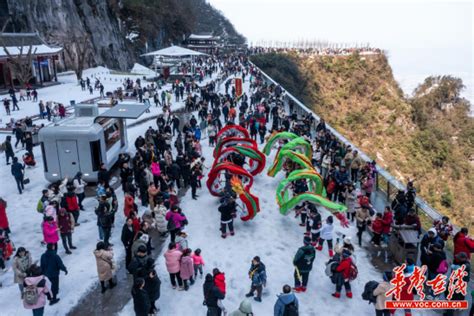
[103,121,121,150]
[40,142,48,172]
[90,140,102,171]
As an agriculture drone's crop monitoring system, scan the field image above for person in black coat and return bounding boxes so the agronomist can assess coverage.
[218,198,236,238]
[128,246,149,278]
[10,157,25,194]
[121,218,135,270]
[97,163,110,185]
[40,243,68,304]
[132,278,151,316]
[120,163,133,192]
[143,262,161,314]
[13,123,24,148]
[95,196,113,247]
[4,135,14,165]
[203,273,225,316]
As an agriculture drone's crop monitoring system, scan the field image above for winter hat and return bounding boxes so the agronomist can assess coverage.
[343,237,352,245]
[428,228,437,237]
[137,245,147,254]
[303,236,312,245]
[342,249,351,258]
[238,299,253,314]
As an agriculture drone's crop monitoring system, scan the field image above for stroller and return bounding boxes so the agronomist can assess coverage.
[23,152,36,167]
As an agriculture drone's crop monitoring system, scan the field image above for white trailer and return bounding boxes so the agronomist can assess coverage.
[38,103,149,182]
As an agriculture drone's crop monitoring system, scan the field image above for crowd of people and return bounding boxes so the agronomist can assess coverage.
[0,51,472,316]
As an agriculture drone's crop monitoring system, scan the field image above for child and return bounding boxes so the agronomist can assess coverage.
[213,268,227,314]
[306,205,322,246]
[42,216,59,249]
[317,216,334,257]
[371,213,384,246]
[192,248,205,279]
[294,203,307,227]
[175,231,188,250]
[180,248,194,291]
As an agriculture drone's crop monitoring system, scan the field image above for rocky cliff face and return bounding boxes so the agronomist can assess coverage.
[2,0,244,71]
[4,0,133,70]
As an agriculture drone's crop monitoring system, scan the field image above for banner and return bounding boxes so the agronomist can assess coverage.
[235,78,243,97]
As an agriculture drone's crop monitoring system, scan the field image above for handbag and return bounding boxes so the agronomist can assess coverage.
[23,178,30,185]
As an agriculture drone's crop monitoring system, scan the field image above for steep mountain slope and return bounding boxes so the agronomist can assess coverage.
[2,0,244,70]
[252,52,473,226]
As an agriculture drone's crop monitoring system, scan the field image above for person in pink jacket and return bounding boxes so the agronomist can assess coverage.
[23,264,52,315]
[192,248,205,279]
[180,248,195,290]
[151,160,161,187]
[164,242,183,289]
[165,206,187,243]
[42,216,59,249]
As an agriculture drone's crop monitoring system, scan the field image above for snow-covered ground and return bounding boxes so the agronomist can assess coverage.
[0,67,218,315]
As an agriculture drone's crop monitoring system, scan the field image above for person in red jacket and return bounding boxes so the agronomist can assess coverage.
[381,206,393,244]
[123,193,136,218]
[0,198,10,235]
[453,228,474,263]
[213,268,227,313]
[332,249,353,298]
[371,213,384,246]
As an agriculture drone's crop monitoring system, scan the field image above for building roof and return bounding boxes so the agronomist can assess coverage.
[95,103,151,120]
[0,32,62,58]
[141,45,207,57]
[188,33,220,40]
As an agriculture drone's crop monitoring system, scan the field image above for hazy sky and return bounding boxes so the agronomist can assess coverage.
[209,0,473,101]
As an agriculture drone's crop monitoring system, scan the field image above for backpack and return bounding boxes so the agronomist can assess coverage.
[66,195,79,211]
[325,259,339,277]
[361,281,379,304]
[283,300,299,316]
[349,262,358,281]
[23,280,41,305]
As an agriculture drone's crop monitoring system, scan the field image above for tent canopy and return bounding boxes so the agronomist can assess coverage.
[130,63,155,76]
[141,45,206,57]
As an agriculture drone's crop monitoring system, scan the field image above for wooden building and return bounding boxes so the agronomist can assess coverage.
[186,33,220,54]
[0,32,62,87]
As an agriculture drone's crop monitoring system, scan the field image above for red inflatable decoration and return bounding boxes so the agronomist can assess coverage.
[207,125,265,221]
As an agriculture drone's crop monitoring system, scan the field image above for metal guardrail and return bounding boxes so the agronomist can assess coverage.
[249,60,447,225]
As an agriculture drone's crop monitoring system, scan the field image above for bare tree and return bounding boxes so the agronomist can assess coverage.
[0,34,36,87]
[58,34,92,80]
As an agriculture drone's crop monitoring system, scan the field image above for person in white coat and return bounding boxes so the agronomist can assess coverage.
[73,172,87,210]
[316,216,334,257]
[153,200,168,236]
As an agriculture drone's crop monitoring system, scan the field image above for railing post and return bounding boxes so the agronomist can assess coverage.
[387,181,391,201]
